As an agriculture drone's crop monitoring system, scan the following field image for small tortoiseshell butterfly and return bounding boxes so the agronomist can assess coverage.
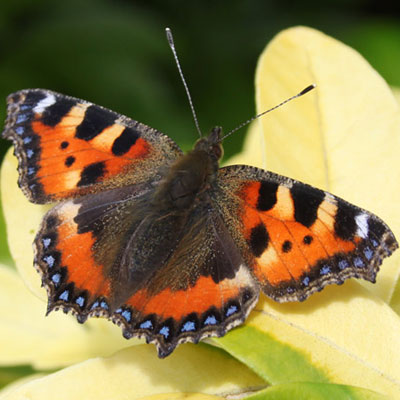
[2,34,398,358]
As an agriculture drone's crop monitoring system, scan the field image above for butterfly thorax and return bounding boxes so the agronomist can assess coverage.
[152,127,223,211]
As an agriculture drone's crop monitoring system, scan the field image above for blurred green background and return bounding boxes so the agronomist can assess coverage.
[1,0,400,159]
[1,0,400,263]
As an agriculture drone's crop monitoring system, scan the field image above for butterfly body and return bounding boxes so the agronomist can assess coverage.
[2,88,398,357]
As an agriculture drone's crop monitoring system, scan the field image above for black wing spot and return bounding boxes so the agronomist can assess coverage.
[25,91,47,105]
[291,183,325,227]
[65,156,75,167]
[257,181,279,211]
[334,202,358,241]
[367,218,386,242]
[282,240,292,253]
[303,235,313,245]
[60,141,69,149]
[41,98,77,127]
[75,105,116,141]
[249,223,269,257]
[111,127,140,156]
[77,161,106,187]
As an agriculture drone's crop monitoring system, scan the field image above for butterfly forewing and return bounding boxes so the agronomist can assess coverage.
[3,89,182,203]
[215,165,398,302]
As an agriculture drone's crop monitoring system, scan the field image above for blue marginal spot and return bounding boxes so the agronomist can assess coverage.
[76,296,85,307]
[204,315,217,325]
[181,321,196,332]
[286,287,294,293]
[100,301,108,310]
[302,276,310,286]
[15,126,25,135]
[26,149,34,158]
[23,136,32,144]
[140,320,153,330]
[371,239,379,248]
[115,308,122,313]
[16,114,28,124]
[226,305,238,317]
[51,273,61,285]
[43,255,55,268]
[20,104,31,111]
[159,326,170,338]
[338,259,349,270]
[90,301,99,310]
[59,290,69,301]
[121,310,132,322]
[354,257,364,268]
[364,246,373,260]
[28,167,36,176]
[42,237,51,248]
[320,265,331,275]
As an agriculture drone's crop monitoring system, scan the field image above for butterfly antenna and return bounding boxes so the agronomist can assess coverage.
[166,27,203,138]
[220,84,316,142]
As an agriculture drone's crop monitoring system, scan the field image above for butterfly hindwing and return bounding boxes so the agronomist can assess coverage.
[35,182,155,319]
[215,165,398,302]
[36,184,259,357]
[3,89,183,203]
[114,208,259,357]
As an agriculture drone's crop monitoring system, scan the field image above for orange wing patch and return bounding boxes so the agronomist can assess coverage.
[110,264,259,357]
[34,201,112,320]
[30,108,151,200]
[126,273,241,321]
[54,204,111,298]
[237,179,392,302]
[3,89,182,204]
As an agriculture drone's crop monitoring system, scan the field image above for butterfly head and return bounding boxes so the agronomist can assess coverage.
[193,126,224,161]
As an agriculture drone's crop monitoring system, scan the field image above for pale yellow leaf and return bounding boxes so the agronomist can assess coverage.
[1,148,48,301]
[224,122,265,169]
[0,374,45,398]
[0,263,134,369]
[138,394,223,400]
[0,345,265,400]
[392,86,400,104]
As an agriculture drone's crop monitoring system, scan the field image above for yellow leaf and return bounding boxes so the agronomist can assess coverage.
[0,345,265,400]
[138,394,223,400]
[0,263,134,369]
[224,122,265,169]
[0,374,45,398]
[215,282,400,398]
[1,148,49,301]
[392,86,400,104]
[246,381,388,400]
[254,26,400,302]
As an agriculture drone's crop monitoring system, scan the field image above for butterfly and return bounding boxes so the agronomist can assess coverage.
[2,85,398,357]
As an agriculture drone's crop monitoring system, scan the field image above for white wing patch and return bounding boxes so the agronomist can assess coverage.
[33,93,56,114]
[355,213,369,239]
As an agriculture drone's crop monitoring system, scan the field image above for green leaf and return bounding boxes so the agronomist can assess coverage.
[246,382,388,400]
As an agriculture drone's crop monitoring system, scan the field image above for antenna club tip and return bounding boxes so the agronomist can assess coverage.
[165,27,173,44]
[299,84,316,96]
